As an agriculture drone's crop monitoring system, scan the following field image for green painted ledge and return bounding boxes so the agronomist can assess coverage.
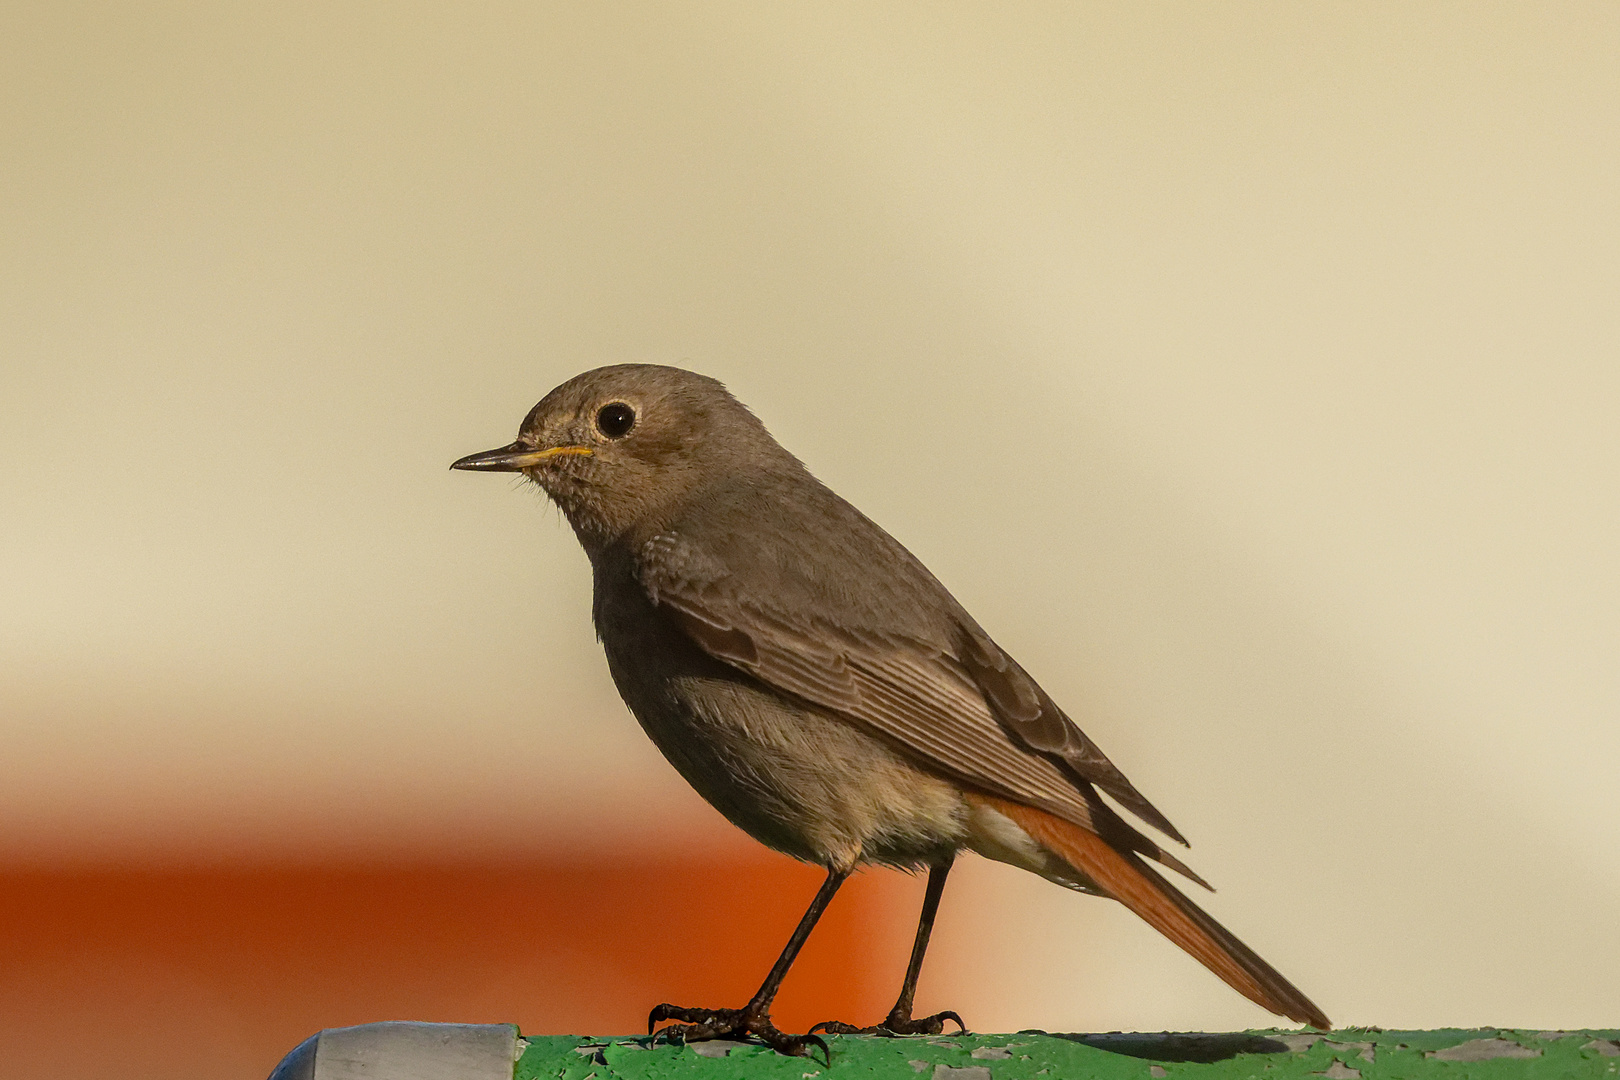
[515,1029,1620,1080]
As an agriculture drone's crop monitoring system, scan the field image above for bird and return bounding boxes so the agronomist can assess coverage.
[451,363,1329,1056]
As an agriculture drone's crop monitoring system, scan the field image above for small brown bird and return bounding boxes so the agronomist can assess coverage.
[452,364,1329,1055]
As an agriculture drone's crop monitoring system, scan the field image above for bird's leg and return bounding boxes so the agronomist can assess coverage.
[812,859,966,1037]
[648,866,848,1059]
[876,860,966,1034]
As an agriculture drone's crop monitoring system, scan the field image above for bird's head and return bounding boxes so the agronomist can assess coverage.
[451,364,787,546]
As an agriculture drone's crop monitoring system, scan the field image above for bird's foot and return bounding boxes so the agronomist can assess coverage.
[810,1006,966,1037]
[648,1002,829,1061]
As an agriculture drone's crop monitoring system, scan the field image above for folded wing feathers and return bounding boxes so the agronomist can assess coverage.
[658,586,1206,886]
[643,533,1202,885]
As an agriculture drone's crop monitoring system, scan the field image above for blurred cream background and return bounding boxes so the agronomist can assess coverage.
[4,0,1618,1035]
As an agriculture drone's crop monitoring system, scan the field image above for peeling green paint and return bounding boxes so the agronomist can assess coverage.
[515,1029,1620,1080]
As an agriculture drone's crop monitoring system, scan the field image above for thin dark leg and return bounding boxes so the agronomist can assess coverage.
[812,859,966,1037]
[648,866,850,1059]
[749,865,850,1011]
[888,859,954,1024]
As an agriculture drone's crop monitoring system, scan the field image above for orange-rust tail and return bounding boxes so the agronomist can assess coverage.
[976,794,1330,1030]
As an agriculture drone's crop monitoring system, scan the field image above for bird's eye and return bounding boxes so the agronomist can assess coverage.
[595,402,636,438]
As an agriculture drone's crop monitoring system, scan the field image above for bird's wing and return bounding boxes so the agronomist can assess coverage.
[637,527,1199,879]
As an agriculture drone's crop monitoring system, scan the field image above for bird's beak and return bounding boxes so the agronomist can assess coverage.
[449,442,594,472]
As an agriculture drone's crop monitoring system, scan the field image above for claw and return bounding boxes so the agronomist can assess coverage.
[810,1008,968,1038]
[916,1010,967,1035]
[642,1001,827,1060]
[801,1033,831,1066]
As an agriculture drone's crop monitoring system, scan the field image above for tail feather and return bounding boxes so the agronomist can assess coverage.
[972,794,1331,1030]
